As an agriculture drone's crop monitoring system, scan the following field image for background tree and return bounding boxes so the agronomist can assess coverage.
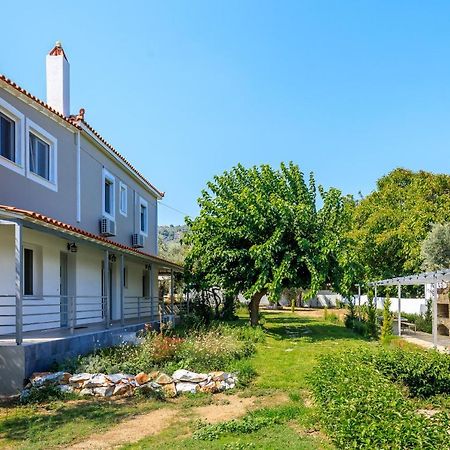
[184,162,349,326]
[421,223,450,270]
[350,168,450,281]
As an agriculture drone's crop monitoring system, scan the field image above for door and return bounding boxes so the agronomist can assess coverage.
[60,252,68,327]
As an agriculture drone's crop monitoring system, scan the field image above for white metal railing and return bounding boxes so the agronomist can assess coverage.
[0,293,188,345]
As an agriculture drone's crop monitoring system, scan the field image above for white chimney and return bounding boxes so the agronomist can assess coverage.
[46,41,70,116]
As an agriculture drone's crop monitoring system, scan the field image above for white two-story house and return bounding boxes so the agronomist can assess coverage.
[0,43,181,394]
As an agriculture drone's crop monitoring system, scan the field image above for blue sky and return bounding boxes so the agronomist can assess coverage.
[2,1,450,224]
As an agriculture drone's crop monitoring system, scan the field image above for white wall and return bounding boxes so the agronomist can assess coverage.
[356,295,427,315]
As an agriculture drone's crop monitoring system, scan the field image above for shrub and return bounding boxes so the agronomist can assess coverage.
[310,351,450,449]
[381,295,393,342]
[61,322,261,377]
[20,385,75,404]
[364,347,450,398]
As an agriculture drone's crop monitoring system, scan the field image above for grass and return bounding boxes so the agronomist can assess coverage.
[0,397,166,450]
[2,309,438,449]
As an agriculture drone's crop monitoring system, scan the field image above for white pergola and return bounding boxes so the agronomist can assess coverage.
[368,269,450,348]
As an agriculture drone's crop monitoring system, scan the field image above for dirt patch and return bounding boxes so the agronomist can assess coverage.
[193,394,256,424]
[66,393,288,449]
[66,408,178,450]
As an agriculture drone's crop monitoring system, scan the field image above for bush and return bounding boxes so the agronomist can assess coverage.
[20,385,75,404]
[363,347,450,398]
[310,351,450,449]
[381,296,393,342]
[61,322,262,376]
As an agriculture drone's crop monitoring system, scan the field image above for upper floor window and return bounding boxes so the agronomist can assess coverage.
[26,119,57,191]
[0,112,15,162]
[29,133,50,180]
[139,197,148,236]
[119,182,128,216]
[0,97,25,174]
[102,168,115,219]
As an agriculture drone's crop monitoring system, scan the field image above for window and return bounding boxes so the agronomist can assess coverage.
[102,169,115,219]
[123,266,128,288]
[29,133,50,180]
[0,112,15,162]
[0,97,25,174]
[26,119,57,191]
[24,248,34,296]
[119,182,127,216]
[139,198,148,236]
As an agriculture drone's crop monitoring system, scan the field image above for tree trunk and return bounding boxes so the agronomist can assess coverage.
[296,290,303,308]
[249,291,265,326]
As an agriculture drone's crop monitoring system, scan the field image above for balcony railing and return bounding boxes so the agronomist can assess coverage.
[0,294,185,344]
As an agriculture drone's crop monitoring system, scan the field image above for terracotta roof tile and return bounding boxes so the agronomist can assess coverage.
[0,205,181,270]
[0,74,164,198]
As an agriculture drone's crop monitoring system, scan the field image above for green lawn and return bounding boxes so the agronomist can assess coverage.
[0,310,370,450]
[121,310,370,449]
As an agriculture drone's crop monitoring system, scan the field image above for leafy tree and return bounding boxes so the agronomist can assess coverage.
[421,223,450,270]
[184,162,349,325]
[350,169,450,281]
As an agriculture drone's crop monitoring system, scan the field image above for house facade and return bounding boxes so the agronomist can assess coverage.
[0,43,181,394]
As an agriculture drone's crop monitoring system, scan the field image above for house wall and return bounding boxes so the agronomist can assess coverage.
[79,135,158,254]
[0,85,159,255]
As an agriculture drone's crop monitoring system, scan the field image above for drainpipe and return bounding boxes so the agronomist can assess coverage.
[14,221,23,345]
[76,131,81,223]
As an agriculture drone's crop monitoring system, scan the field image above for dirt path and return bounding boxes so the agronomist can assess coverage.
[65,394,263,450]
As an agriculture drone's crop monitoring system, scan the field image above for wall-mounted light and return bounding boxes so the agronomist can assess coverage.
[109,254,117,263]
[145,264,152,270]
[67,242,77,253]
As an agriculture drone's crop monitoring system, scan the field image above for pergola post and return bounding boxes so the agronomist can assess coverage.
[14,222,23,346]
[120,254,125,326]
[432,282,438,348]
[374,285,378,311]
[357,284,361,321]
[397,284,402,336]
[170,269,175,315]
[104,250,110,329]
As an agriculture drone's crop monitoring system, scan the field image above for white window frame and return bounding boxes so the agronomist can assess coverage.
[26,119,58,191]
[119,181,128,217]
[102,168,115,220]
[139,197,148,237]
[0,97,25,175]
[22,243,43,298]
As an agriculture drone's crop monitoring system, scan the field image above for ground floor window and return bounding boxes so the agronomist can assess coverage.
[24,248,33,296]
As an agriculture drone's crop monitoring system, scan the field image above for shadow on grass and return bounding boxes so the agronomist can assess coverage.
[0,398,158,444]
[264,315,367,343]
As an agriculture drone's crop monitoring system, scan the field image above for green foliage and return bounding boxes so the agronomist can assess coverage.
[350,168,450,281]
[363,347,450,398]
[366,292,378,339]
[184,162,352,324]
[158,225,189,265]
[20,385,75,404]
[399,306,432,334]
[192,404,304,441]
[421,223,450,270]
[61,323,262,376]
[311,350,450,450]
[381,295,393,342]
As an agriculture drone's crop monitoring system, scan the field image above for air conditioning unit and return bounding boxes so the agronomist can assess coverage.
[132,233,144,248]
[99,217,116,236]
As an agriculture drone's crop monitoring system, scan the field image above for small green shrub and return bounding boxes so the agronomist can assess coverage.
[20,385,75,404]
[310,350,450,450]
[193,404,304,440]
[381,296,393,342]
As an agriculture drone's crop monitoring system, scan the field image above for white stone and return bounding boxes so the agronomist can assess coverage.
[80,388,95,396]
[83,374,110,388]
[69,373,92,384]
[93,385,114,397]
[106,373,132,384]
[175,382,199,394]
[58,384,74,394]
[172,369,208,383]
